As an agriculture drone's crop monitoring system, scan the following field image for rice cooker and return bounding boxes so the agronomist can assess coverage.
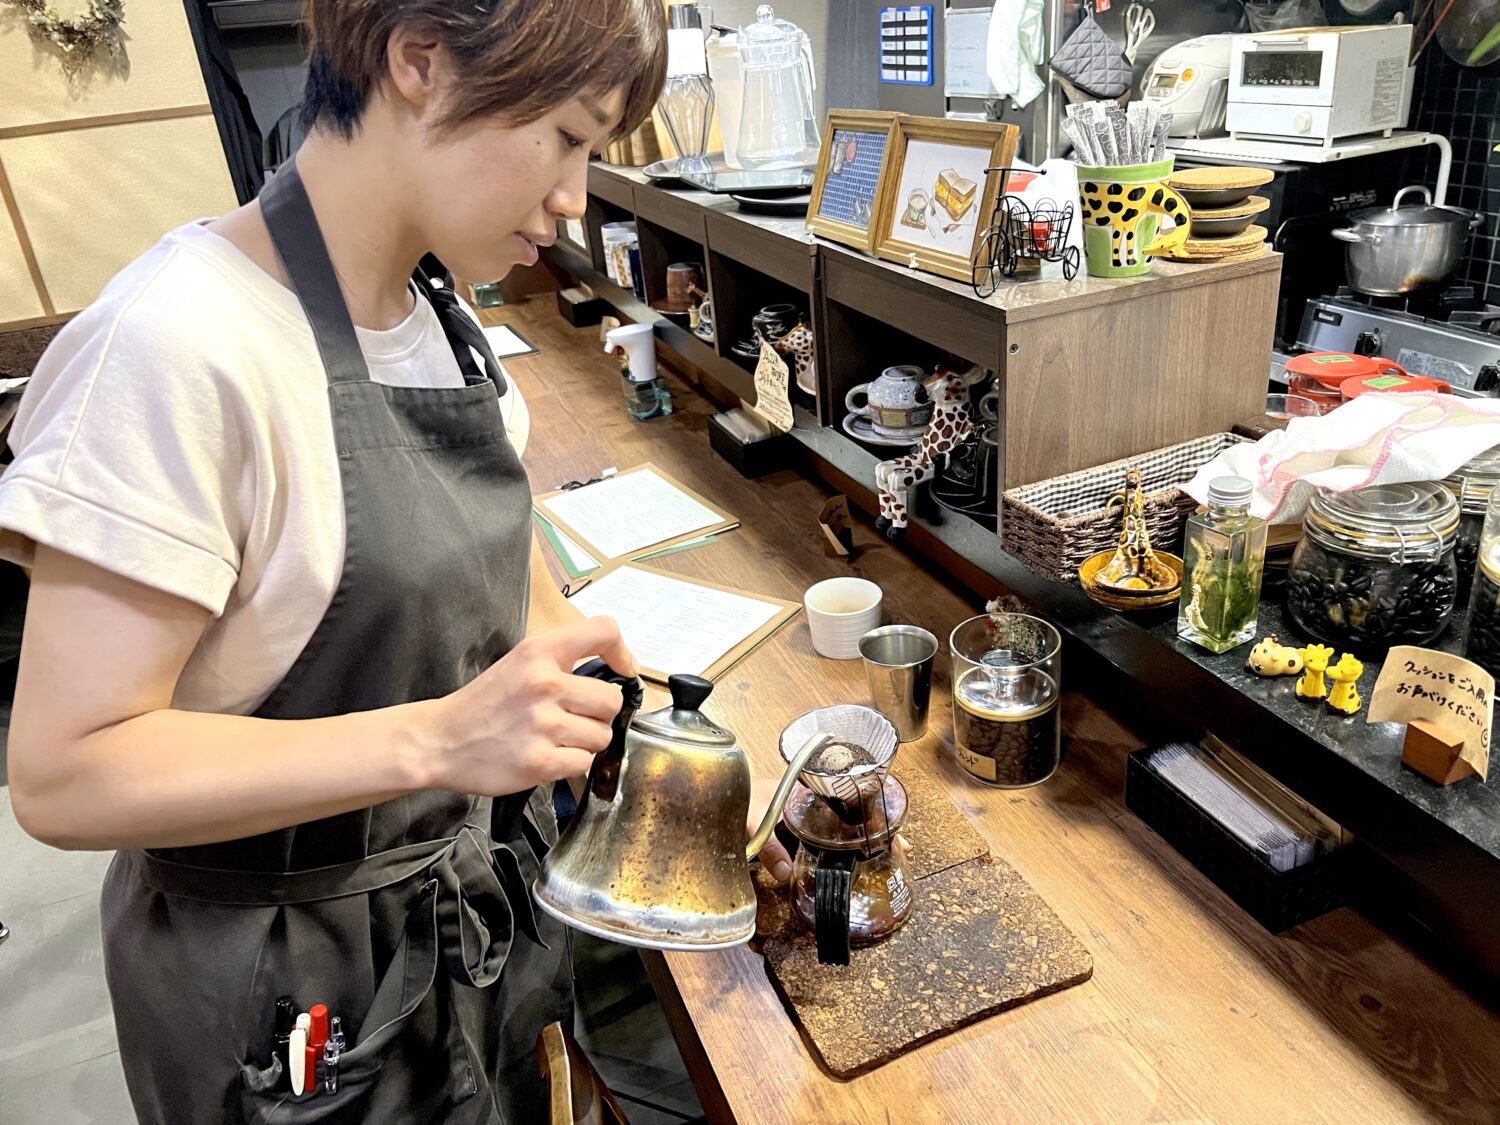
[1142,34,1234,139]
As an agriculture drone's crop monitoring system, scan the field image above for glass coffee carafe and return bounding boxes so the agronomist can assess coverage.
[783,775,913,965]
[736,5,820,171]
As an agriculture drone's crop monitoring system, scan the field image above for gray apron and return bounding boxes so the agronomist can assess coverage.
[100,159,571,1124]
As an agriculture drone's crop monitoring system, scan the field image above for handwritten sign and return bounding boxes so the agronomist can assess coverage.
[1368,645,1493,779]
[750,342,794,433]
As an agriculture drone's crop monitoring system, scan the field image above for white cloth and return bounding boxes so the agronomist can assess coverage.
[1184,393,1500,523]
[0,221,529,716]
[987,0,1046,110]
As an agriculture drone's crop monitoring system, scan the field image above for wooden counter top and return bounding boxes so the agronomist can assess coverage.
[487,296,1500,1123]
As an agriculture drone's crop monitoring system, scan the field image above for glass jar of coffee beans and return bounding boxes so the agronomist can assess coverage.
[1465,491,1500,678]
[1286,482,1460,653]
[1442,444,1500,597]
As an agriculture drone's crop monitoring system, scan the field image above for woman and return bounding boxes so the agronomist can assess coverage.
[0,1,700,1120]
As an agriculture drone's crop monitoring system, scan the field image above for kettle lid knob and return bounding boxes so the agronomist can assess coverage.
[668,673,714,711]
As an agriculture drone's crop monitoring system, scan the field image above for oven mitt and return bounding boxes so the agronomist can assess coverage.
[1048,12,1131,100]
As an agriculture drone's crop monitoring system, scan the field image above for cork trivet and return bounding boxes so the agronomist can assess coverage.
[891,764,990,880]
[1189,194,1269,220]
[1170,166,1273,191]
[764,856,1093,1078]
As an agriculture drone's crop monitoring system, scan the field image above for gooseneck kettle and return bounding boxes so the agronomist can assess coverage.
[532,662,833,950]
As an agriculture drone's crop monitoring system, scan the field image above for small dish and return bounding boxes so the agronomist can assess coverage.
[1078,550,1184,611]
[841,412,921,449]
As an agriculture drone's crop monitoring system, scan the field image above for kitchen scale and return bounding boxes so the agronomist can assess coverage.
[1294,286,1500,395]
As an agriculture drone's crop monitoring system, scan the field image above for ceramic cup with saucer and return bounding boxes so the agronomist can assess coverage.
[846,365,933,439]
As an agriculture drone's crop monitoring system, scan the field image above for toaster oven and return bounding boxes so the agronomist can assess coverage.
[1227,24,1415,146]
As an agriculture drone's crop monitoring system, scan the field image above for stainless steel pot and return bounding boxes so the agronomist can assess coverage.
[1333,186,1484,296]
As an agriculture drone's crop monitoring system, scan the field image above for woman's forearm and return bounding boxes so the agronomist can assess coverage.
[13,698,444,851]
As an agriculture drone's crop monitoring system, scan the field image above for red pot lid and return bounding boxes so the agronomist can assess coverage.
[1284,351,1404,390]
[1339,372,1452,398]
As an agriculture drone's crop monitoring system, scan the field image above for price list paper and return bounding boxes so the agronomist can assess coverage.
[1368,645,1494,779]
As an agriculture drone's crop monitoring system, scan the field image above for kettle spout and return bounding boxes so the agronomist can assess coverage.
[745,732,832,861]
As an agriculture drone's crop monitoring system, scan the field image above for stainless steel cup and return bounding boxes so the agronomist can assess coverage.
[859,625,938,742]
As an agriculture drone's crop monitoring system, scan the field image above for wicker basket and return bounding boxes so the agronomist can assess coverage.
[1002,432,1246,582]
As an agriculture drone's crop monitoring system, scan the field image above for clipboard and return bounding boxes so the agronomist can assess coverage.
[533,462,739,571]
[564,563,801,684]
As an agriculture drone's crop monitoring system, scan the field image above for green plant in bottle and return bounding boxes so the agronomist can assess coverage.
[1178,476,1267,654]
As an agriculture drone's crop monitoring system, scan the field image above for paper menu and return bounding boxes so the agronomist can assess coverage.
[567,565,796,681]
[536,466,733,562]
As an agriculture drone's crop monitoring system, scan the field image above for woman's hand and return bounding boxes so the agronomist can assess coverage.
[749,775,794,884]
[423,616,638,795]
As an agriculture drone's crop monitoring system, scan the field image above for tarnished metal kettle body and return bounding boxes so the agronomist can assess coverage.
[533,662,833,950]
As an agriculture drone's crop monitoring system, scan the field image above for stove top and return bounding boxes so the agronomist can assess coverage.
[1295,286,1500,394]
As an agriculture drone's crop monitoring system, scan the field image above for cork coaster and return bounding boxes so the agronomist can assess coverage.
[892,764,991,880]
[1170,166,1273,191]
[1190,194,1270,220]
[1182,224,1268,255]
[764,856,1093,1078]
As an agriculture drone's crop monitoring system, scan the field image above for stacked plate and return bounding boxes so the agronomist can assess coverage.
[1166,166,1275,264]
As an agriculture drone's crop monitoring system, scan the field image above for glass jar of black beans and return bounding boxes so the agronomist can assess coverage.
[1442,445,1500,596]
[1286,483,1460,654]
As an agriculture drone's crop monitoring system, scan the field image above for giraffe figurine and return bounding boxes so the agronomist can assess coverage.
[1095,467,1177,592]
[1295,644,1336,701]
[875,365,988,540]
[1325,654,1365,716]
[772,322,817,395]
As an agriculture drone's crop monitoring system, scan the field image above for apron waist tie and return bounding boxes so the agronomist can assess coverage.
[134,825,546,989]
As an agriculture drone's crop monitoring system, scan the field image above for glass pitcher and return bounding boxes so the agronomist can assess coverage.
[736,4,819,171]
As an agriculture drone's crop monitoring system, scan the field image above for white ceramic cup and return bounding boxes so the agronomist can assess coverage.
[804,577,883,660]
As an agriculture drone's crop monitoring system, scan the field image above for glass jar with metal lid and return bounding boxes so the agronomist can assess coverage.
[1286,482,1460,652]
[1443,444,1500,594]
[1464,490,1500,678]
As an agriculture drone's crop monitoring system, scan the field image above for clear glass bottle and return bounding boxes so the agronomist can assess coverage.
[1178,476,1267,654]
[622,368,673,421]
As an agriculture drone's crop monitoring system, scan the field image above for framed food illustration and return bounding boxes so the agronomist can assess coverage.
[806,109,900,253]
[872,117,1020,283]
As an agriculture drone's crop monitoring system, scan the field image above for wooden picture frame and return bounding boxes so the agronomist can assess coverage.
[806,109,901,253]
[871,116,1020,283]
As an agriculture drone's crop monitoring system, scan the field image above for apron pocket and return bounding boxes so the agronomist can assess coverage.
[238,880,478,1123]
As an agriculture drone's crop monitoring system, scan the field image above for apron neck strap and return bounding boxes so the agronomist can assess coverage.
[260,158,371,387]
[260,160,510,395]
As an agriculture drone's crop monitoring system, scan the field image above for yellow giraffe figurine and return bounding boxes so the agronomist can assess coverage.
[1325,654,1365,716]
[1295,644,1335,701]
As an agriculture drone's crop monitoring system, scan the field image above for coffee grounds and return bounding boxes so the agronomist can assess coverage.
[809,742,876,773]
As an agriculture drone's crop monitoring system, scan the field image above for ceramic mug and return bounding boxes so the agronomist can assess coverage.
[666,262,704,308]
[846,365,933,438]
[752,303,802,346]
[1076,158,1190,278]
[692,296,714,341]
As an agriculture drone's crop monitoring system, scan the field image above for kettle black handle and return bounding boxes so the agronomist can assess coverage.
[813,850,857,966]
[572,659,643,803]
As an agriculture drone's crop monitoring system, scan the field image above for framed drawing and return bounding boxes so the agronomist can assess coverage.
[806,109,900,253]
[871,117,1020,283]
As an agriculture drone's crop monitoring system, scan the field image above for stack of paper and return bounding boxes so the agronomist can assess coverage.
[533,464,737,582]
[567,564,798,682]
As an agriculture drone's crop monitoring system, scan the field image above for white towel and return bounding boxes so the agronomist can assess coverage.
[1184,393,1500,523]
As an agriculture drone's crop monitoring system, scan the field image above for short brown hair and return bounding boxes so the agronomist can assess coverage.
[300,0,666,142]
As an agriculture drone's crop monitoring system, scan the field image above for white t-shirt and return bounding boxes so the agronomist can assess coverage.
[0,221,530,716]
